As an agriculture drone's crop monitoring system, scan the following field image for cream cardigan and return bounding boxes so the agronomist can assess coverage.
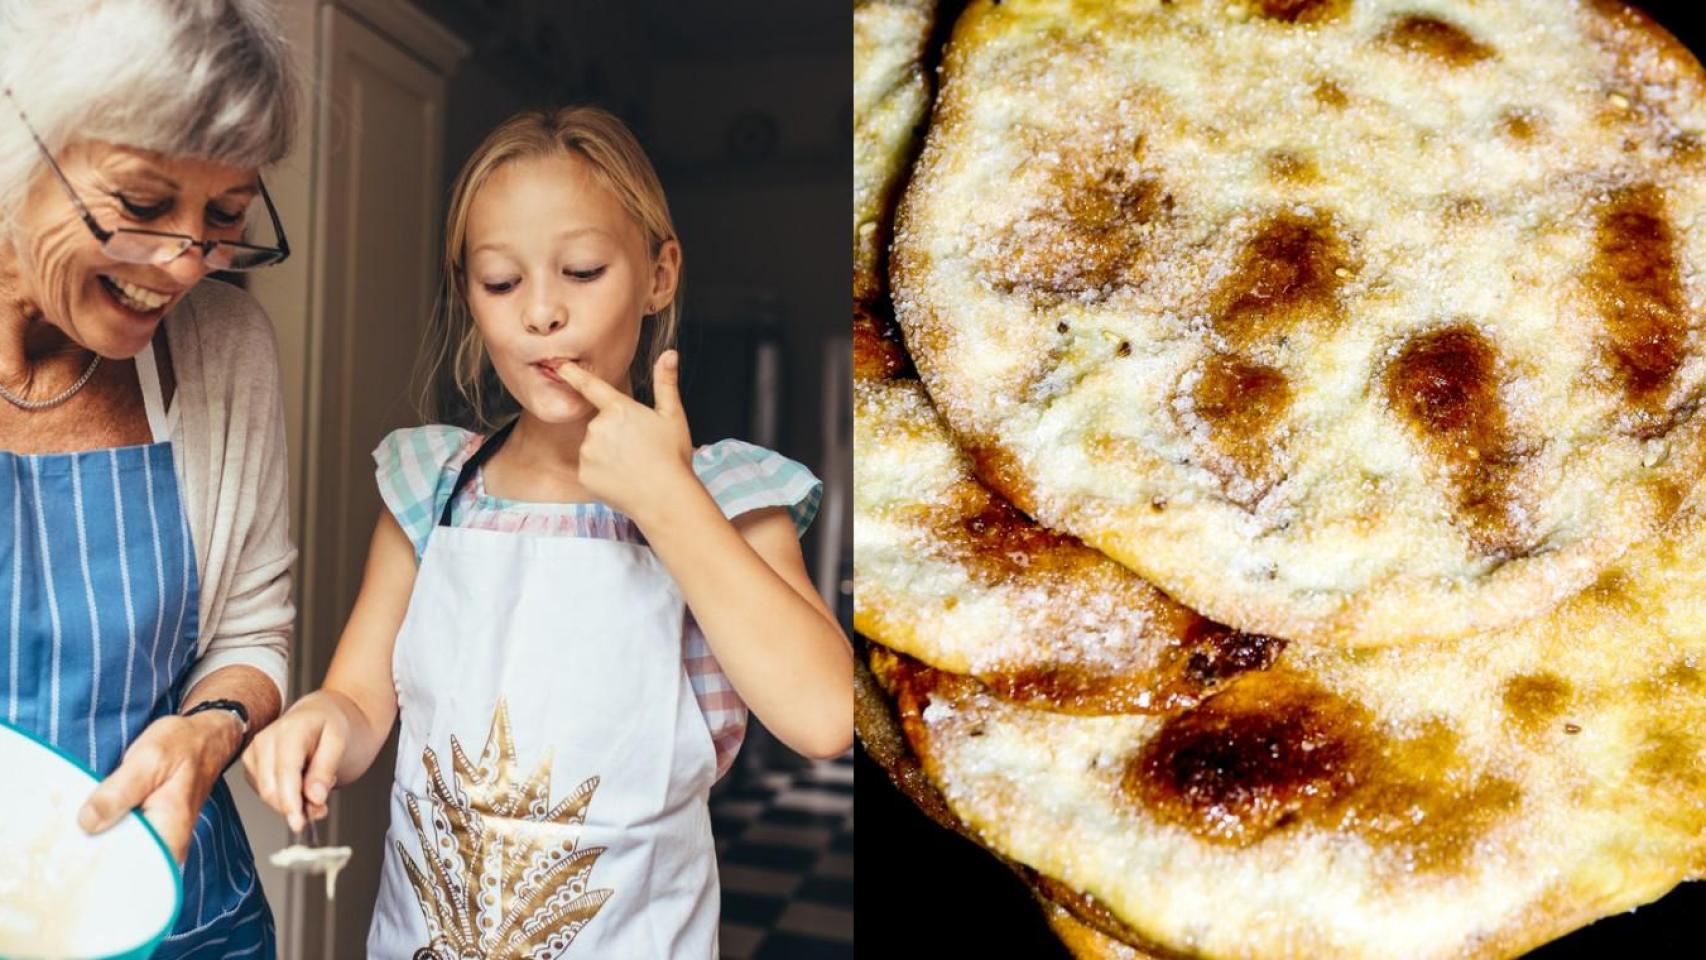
[161,278,294,702]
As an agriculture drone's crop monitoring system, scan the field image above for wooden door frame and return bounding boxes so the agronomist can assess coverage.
[246,2,466,958]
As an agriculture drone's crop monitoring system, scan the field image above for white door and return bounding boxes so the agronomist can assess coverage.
[287,4,458,957]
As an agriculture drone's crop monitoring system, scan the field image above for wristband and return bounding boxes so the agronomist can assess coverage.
[182,698,251,740]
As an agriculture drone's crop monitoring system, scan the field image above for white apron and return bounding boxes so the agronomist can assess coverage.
[368,423,720,959]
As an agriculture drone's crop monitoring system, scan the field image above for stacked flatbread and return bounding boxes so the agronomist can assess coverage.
[853,1,1706,956]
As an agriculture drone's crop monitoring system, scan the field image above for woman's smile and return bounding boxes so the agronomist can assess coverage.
[95,273,175,318]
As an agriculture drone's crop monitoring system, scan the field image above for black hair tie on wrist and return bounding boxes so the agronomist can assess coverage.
[182,698,251,771]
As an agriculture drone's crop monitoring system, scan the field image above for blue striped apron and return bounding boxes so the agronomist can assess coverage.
[0,345,274,958]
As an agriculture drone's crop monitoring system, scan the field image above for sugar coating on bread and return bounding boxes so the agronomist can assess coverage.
[892,0,1706,645]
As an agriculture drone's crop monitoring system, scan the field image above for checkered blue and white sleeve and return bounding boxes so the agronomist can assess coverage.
[692,439,824,538]
[372,424,477,560]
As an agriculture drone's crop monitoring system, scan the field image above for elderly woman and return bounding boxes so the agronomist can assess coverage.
[0,0,298,955]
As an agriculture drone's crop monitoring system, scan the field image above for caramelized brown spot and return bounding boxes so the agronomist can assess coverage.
[1257,0,1348,24]
[1385,325,1528,555]
[1497,108,1539,141]
[1193,356,1291,437]
[1265,149,1318,184]
[963,440,1035,515]
[1668,133,1705,164]
[1658,659,1702,689]
[1179,619,1286,686]
[982,664,1130,714]
[853,301,916,382]
[1126,677,1519,867]
[1443,196,1488,223]
[1636,729,1706,792]
[1063,165,1155,230]
[1212,213,1349,350]
[1313,78,1349,108]
[927,473,1288,715]
[1589,184,1688,420]
[1646,476,1687,516]
[947,495,1079,584]
[1179,213,1347,505]
[1379,15,1494,65]
[982,662,1195,716]
[990,155,1160,299]
[1639,658,1703,703]
[1126,678,1364,843]
[1188,354,1293,506]
[1584,568,1638,611]
[1358,766,1521,871]
[1502,673,1572,731]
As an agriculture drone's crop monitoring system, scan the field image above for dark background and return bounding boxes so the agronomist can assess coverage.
[855,2,1706,956]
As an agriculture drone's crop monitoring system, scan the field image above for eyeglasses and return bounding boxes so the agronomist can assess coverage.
[4,87,289,271]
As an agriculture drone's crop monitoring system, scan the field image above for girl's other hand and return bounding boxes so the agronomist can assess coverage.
[240,692,348,833]
[553,350,699,522]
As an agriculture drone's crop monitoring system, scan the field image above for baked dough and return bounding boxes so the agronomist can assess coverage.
[892,0,1706,645]
[870,500,1706,958]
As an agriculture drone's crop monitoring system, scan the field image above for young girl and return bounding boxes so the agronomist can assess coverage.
[242,106,853,958]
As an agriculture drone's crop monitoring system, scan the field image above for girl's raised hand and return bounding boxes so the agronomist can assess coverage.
[553,350,698,522]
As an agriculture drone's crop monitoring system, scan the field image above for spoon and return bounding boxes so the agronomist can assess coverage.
[268,813,352,900]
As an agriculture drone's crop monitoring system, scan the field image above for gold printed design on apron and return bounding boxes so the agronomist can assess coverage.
[401,699,614,959]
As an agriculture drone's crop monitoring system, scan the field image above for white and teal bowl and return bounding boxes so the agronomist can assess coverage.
[0,720,180,960]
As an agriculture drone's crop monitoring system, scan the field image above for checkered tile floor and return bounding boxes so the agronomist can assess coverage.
[712,752,854,959]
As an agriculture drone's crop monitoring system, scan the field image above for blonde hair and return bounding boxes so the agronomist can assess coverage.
[426,105,681,428]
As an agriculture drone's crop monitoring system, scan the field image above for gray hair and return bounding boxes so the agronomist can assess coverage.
[0,0,297,234]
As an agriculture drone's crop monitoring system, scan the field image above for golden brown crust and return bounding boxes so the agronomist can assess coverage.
[891,0,1706,647]
[861,635,1706,959]
[853,0,1284,715]
[856,642,1192,958]
[854,642,964,831]
[853,300,915,383]
[871,501,1706,959]
[854,0,939,307]
[856,370,1285,715]
[859,2,1706,956]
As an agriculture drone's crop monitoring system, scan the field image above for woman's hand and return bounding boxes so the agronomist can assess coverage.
[241,692,350,833]
[553,350,699,523]
[78,710,244,864]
